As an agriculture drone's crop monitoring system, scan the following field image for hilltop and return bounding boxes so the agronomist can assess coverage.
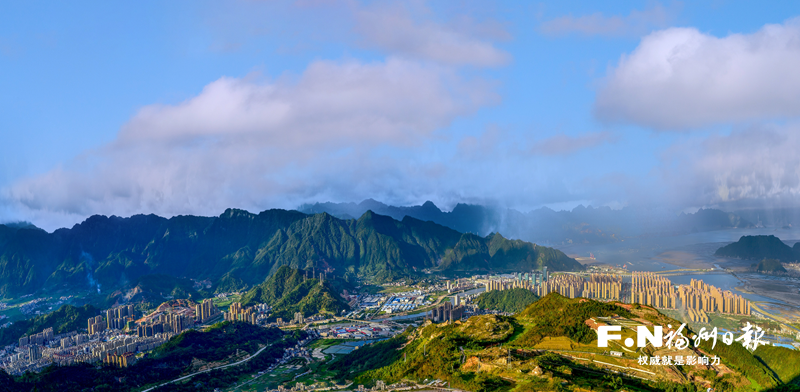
[324,293,800,392]
[241,265,351,321]
[0,209,580,297]
[473,288,539,314]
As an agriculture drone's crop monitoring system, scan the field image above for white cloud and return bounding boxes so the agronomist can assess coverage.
[540,3,677,38]
[661,124,800,207]
[354,2,510,67]
[595,17,800,130]
[1,58,499,230]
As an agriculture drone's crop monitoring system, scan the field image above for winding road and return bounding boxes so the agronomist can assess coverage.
[140,345,268,392]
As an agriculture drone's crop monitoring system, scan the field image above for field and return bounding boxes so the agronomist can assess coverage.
[223,337,351,392]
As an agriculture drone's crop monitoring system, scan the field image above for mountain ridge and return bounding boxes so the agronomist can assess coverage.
[299,199,754,245]
[0,209,580,298]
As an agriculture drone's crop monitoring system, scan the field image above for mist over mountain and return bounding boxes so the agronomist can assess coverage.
[300,199,753,245]
[0,208,579,298]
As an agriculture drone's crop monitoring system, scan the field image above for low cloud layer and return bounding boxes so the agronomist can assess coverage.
[662,124,800,208]
[540,3,677,38]
[1,58,498,230]
[595,17,800,130]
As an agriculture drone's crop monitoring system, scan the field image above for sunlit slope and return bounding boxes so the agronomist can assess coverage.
[326,293,800,392]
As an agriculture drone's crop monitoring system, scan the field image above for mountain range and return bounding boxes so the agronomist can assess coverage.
[300,199,754,245]
[0,209,580,298]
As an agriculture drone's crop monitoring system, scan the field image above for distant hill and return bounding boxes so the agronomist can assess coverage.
[715,235,800,263]
[754,259,788,273]
[473,288,539,313]
[241,265,350,321]
[0,209,579,297]
[300,199,753,245]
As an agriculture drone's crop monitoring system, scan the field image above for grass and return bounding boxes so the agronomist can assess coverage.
[213,294,243,311]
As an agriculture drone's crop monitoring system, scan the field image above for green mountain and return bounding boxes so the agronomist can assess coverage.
[0,209,581,297]
[0,304,99,346]
[474,288,539,314]
[438,232,582,274]
[715,235,799,263]
[241,265,350,321]
[325,293,800,392]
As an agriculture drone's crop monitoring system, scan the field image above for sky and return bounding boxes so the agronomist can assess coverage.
[3,1,800,232]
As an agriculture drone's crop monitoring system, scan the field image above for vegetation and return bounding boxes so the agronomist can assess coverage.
[715,235,799,263]
[514,293,632,346]
[694,336,778,390]
[0,304,99,346]
[240,265,350,320]
[331,321,513,392]
[326,308,694,392]
[474,288,539,314]
[325,294,800,392]
[0,209,581,298]
[754,345,800,384]
[2,321,301,392]
[438,232,582,274]
[754,258,788,273]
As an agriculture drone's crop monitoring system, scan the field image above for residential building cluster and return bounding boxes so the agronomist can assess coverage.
[224,302,270,324]
[18,327,53,347]
[195,298,221,324]
[481,269,751,325]
[630,272,677,309]
[630,272,750,321]
[679,278,750,322]
[137,311,191,337]
[106,304,136,330]
[427,301,465,323]
[3,324,172,374]
[485,270,615,300]
[536,274,585,298]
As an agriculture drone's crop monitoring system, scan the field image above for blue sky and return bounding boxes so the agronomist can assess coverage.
[3,1,800,231]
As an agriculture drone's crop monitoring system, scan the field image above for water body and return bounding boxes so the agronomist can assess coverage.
[561,227,800,272]
[560,228,800,304]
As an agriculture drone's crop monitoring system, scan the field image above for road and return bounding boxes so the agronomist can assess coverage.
[140,345,268,392]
